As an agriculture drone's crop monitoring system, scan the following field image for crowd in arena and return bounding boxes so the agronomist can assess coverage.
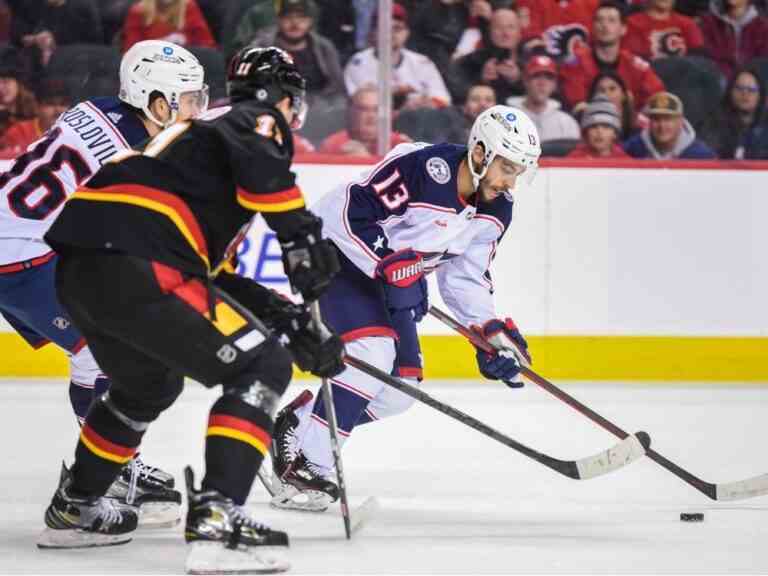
[0,0,767,160]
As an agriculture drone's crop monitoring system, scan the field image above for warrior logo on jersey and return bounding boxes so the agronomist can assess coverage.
[650,28,687,58]
[426,157,451,184]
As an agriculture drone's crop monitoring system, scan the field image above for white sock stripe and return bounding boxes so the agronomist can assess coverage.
[364,408,377,421]
[310,413,328,428]
[70,380,95,389]
[330,377,375,401]
[310,413,351,436]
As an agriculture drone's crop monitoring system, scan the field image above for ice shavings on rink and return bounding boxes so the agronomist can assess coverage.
[2,379,767,574]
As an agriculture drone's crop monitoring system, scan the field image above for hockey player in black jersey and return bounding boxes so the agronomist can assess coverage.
[38,46,345,574]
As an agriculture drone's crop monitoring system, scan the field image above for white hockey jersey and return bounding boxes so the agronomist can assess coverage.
[0,97,149,265]
[344,47,452,106]
[312,142,513,327]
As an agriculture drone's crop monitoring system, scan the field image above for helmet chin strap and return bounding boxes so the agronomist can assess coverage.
[468,149,516,202]
[144,105,177,130]
[468,152,489,192]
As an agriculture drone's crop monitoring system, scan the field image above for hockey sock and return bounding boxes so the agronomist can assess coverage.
[68,376,111,424]
[313,378,370,435]
[203,395,273,505]
[297,379,370,469]
[71,395,146,497]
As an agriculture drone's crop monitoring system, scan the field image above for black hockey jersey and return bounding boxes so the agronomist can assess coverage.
[45,101,315,278]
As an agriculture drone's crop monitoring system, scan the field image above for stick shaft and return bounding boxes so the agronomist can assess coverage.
[427,305,718,499]
[310,302,352,538]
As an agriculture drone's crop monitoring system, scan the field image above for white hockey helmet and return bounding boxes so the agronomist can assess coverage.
[119,40,209,128]
[467,105,542,199]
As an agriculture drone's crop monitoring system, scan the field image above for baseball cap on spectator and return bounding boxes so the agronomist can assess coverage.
[392,3,408,24]
[581,94,621,132]
[644,91,684,117]
[278,0,318,18]
[372,3,408,29]
[524,55,557,78]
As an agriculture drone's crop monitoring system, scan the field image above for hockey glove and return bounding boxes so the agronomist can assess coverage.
[276,304,345,378]
[375,249,428,322]
[472,318,531,388]
[280,215,340,302]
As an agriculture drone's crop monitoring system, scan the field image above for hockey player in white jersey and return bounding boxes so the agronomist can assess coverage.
[268,105,541,510]
[0,40,208,524]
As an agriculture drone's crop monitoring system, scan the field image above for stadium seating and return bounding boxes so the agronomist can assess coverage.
[46,44,122,102]
[187,46,227,101]
[541,138,581,157]
[651,56,724,131]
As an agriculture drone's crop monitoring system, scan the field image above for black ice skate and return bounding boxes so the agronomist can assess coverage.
[105,455,182,528]
[37,462,138,549]
[268,390,339,512]
[183,467,289,575]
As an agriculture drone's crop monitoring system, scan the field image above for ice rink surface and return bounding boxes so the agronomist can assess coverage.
[2,378,767,574]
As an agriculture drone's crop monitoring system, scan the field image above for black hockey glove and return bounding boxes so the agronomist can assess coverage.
[269,303,345,378]
[279,215,340,302]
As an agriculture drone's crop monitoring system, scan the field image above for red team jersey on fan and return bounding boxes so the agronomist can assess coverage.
[516,0,598,58]
[623,12,704,60]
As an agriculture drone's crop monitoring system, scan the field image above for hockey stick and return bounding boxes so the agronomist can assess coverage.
[310,302,352,539]
[342,353,650,480]
[429,305,768,501]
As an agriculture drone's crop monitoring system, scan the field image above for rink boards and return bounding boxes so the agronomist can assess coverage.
[1,158,766,381]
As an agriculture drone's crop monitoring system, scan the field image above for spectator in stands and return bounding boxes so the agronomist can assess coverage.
[320,84,410,156]
[700,67,766,158]
[516,0,598,60]
[624,91,716,159]
[589,70,647,139]
[7,0,102,68]
[0,76,71,155]
[508,55,580,142]
[250,0,345,107]
[559,1,665,112]
[122,0,216,52]
[451,0,493,62]
[623,0,704,60]
[228,1,278,61]
[456,81,497,139]
[395,81,496,144]
[313,0,358,63]
[450,5,523,104]
[0,47,36,141]
[345,3,451,111]
[407,0,472,77]
[700,0,768,79]
[568,95,630,157]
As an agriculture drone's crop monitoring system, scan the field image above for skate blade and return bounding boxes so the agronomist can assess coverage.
[256,458,278,498]
[269,486,332,513]
[185,541,290,574]
[138,502,182,529]
[37,527,133,549]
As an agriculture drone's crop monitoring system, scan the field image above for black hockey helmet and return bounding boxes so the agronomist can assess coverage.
[227,45,307,128]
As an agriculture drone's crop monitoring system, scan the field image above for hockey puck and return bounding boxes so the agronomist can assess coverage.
[680,512,704,522]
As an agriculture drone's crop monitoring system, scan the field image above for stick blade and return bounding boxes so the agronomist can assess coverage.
[350,496,380,535]
[716,473,768,501]
[575,432,650,480]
